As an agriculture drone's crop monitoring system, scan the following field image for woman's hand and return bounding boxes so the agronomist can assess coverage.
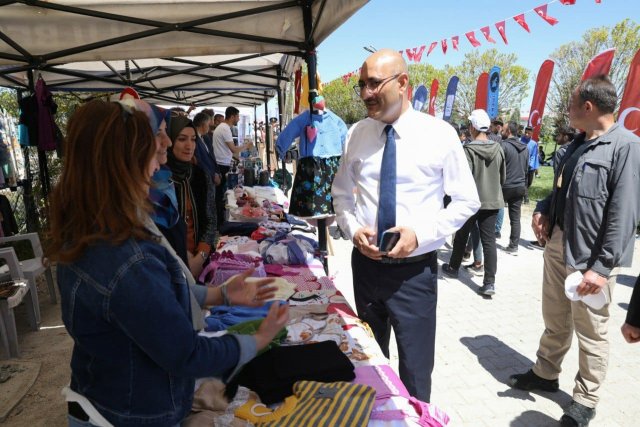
[187,252,205,278]
[226,268,278,307]
[254,302,289,351]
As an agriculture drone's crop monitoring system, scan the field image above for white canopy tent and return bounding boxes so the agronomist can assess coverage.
[0,0,368,106]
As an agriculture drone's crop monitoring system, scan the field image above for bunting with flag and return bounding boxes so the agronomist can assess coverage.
[480,26,496,43]
[617,48,640,137]
[528,59,555,141]
[581,48,616,80]
[495,20,508,44]
[442,76,460,122]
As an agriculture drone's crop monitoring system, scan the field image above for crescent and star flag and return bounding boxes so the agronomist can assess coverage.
[413,85,429,112]
[480,26,496,43]
[618,48,640,137]
[527,59,555,141]
[495,20,508,44]
[534,4,559,26]
[442,76,460,122]
[466,31,481,48]
[441,39,448,55]
[475,72,489,110]
[487,66,501,120]
[452,36,459,50]
[428,79,440,116]
[514,14,530,32]
[427,42,438,57]
[405,46,426,63]
[581,48,616,80]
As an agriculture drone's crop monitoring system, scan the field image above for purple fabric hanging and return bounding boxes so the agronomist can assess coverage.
[35,78,58,151]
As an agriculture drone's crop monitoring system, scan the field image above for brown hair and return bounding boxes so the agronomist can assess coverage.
[47,100,156,263]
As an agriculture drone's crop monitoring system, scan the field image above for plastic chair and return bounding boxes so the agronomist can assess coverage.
[0,233,57,325]
[0,247,38,359]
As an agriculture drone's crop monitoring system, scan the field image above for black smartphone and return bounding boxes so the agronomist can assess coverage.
[379,230,401,254]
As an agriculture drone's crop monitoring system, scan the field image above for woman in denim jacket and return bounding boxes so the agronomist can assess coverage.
[48,100,289,427]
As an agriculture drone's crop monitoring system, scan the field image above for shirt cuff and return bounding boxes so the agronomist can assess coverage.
[413,218,437,249]
[225,334,257,382]
[189,284,208,308]
[589,260,612,278]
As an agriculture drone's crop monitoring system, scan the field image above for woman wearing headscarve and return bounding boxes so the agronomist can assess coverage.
[50,99,288,427]
[167,114,217,278]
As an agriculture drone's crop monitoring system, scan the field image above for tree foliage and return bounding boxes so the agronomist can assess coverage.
[548,19,640,128]
[449,49,530,122]
[322,75,367,125]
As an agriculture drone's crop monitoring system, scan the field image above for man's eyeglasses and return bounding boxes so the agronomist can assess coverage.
[353,73,401,97]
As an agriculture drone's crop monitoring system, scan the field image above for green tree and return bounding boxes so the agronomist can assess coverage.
[450,49,530,122]
[406,63,453,115]
[322,75,367,125]
[548,19,640,127]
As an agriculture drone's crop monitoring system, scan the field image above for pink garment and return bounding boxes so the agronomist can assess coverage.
[35,78,57,151]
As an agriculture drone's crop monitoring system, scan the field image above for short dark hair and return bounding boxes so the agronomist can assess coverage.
[225,107,239,119]
[451,122,460,135]
[576,75,617,114]
[507,121,518,136]
[557,125,575,138]
[492,118,504,126]
[214,114,224,121]
[193,112,211,128]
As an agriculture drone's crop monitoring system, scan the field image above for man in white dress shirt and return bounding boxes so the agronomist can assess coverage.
[331,49,480,401]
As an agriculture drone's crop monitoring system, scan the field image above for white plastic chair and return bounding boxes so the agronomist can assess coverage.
[0,247,38,359]
[0,233,57,325]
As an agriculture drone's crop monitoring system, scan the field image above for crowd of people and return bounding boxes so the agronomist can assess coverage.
[44,48,640,427]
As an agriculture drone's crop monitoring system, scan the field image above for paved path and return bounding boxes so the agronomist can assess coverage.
[327,208,640,426]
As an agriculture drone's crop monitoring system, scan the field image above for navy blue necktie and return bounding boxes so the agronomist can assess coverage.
[377,125,396,246]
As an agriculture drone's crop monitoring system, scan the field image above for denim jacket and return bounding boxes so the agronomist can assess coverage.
[58,235,255,426]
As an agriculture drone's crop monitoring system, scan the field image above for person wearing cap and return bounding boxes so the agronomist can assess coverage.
[521,126,539,203]
[332,49,479,402]
[442,109,505,296]
[488,118,503,142]
[509,76,640,427]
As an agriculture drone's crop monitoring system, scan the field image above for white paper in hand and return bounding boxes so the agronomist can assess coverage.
[564,270,608,310]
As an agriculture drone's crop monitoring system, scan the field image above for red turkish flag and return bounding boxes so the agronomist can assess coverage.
[428,79,439,116]
[495,21,508,44]
[618,49,640,136]
[561,0,576,4]
[534,5,559,26]
[441,39,448,55]
[528,60,555,141]
[513,14,530,32]
[452,36,459,50]
[475,72,489,110]
[581,48,615,80]
[480,26,496,44]
[595,0,601,3]
[466,31,481,48]
[405,46,426,63]
[427,41,438,56]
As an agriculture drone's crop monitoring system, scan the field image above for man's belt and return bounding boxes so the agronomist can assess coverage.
[378,251,435,264]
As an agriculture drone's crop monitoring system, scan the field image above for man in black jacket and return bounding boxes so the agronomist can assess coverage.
[499,121,528,254]
[622,274,640,343]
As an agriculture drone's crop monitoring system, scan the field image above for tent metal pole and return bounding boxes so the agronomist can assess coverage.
[264,94,271,173]
[301,0,328,274]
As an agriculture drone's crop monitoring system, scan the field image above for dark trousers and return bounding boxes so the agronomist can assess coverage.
[449,209,498,284]
[502,186,526,248]
[524,170,535,201]
[352,248,438,402]
[215,164,231,228]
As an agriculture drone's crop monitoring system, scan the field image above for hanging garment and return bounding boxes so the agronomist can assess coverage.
[289,155,341,217]
[35,78,59,151]
[275,110,347,160]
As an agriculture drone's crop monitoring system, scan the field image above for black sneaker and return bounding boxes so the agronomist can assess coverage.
[505,245,518,255]
[463,262,484,276]
[508,369,559,392]
[463,251,471,260]
[441,263,459,278]
[478,283,495,296]
[560,400,596,427]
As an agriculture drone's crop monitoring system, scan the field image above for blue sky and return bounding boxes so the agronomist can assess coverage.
[317,0,638,82]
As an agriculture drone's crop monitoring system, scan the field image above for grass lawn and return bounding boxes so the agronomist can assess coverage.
[528,165,554,204]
